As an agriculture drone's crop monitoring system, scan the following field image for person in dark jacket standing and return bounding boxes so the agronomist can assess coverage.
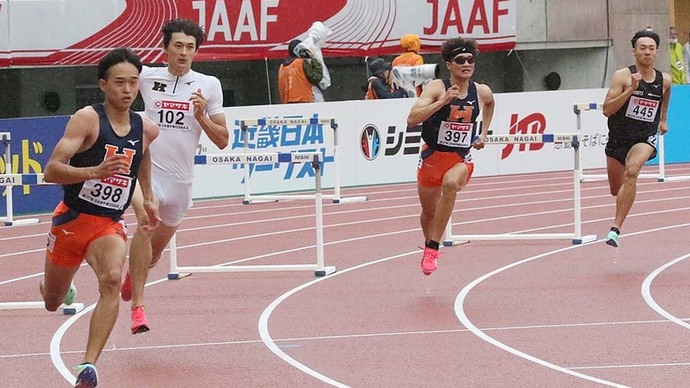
[365,57,407,99]
[278,39,324,103]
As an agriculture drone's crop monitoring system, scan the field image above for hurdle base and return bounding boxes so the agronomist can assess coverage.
[314,266,336,277]
[572,235,597,244]
[2,218,40,226]
[445,233,596,244]
[0,301,84,315]
[167,272,192,280]
[658,176,690,182]
[171,264,336,277]
[242,198,280,205]
[443,240,471,247]
[244,194,368,204]
[332,196,368,204]
[63,303,85,315]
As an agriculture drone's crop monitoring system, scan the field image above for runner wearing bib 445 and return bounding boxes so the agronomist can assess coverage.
[602,29,672,248]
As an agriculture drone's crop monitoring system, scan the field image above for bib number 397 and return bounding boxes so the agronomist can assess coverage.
[438,121,473,148]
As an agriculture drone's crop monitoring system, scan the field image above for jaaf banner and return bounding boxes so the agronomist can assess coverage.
[0,0,516,67]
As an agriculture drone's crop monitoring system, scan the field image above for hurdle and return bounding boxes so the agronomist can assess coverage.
[574,103,690,182]
[443,133,597,246]
[238,117,368,204]
[168,151,336,279]
[0,301,85,315]
[0,138,82,314]
[0,132,42,226]
[0,161,84,314]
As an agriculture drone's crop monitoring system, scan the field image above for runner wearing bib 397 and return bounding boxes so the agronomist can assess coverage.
[407,37,495,276]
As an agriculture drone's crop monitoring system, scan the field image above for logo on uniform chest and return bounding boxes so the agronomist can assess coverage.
[152,82,167,92]
[447,104,475,122]
[154,100,190,111]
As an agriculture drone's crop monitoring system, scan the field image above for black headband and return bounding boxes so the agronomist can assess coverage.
[451,46,471,57]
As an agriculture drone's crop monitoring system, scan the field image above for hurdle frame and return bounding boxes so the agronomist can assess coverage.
[574,103,690,182]
[0,132,41,226]
[443,133,598,246]
[238,117,368,204]
[0,301,85,315]
[168,151,336,279]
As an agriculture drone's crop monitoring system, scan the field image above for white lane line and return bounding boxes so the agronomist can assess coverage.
[4,316,687,359]
[641,253,690,330]
[454,222,690,388]
[50,277,168,385]
[258,250,420,388]
[454,242,628,387]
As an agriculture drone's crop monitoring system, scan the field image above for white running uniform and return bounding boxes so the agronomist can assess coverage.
[139,66,224,225]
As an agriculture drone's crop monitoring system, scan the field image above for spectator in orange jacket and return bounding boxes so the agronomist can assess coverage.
[392,34,425,96]
[278,39,324,103]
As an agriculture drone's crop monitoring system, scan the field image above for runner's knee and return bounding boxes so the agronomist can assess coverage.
[97,268,124,293]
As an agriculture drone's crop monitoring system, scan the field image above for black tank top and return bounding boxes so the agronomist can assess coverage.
[422,79,481,153]
[63,103,144,218]
[607,65,663,139]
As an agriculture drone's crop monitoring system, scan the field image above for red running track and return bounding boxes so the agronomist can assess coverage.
[3,164,690,387]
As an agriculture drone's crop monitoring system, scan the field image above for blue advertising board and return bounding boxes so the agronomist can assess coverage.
[0,116,68,216]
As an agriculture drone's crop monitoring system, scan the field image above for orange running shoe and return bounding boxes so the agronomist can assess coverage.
[120,272,132,302]
[131,306,150,335]
[421,247,440,275]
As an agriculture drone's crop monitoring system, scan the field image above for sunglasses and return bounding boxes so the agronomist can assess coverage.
[452,56,475,65]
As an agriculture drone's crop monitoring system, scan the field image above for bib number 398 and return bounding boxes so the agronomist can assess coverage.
[78,176,132,210]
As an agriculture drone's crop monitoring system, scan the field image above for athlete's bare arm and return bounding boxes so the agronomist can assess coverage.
[658,72,672,135]
[603,68,638,117]
[190,88,229,149]
[474,83,495,150]
[137,118,160,230]
[407,79,459,127]
[44,107,129,185]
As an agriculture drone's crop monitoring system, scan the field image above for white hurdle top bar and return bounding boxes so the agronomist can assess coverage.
[574,103,603,111]
[194,152,321,166]
[239,117,337,127]
[482,133,580,145]
[0,173,49,186]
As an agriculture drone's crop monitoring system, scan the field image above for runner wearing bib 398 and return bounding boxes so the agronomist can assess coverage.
[40,48,160,388]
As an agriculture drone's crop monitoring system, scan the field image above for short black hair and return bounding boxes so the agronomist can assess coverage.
[288,39,302,58]
[97,48,142,81]
[441,37,478,62]
[161,19,206,49]
[631,29,660,48]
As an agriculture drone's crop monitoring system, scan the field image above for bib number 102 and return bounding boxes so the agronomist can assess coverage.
[157,110,184,125]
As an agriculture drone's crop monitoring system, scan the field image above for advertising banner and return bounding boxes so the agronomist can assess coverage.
[0,0,516,67]
[193,88,613,199]
[0,117,67,215]
[5,87,690,217]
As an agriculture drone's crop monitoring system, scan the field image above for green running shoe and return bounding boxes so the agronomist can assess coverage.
[63,283,77,306]
[605,230,619,247]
